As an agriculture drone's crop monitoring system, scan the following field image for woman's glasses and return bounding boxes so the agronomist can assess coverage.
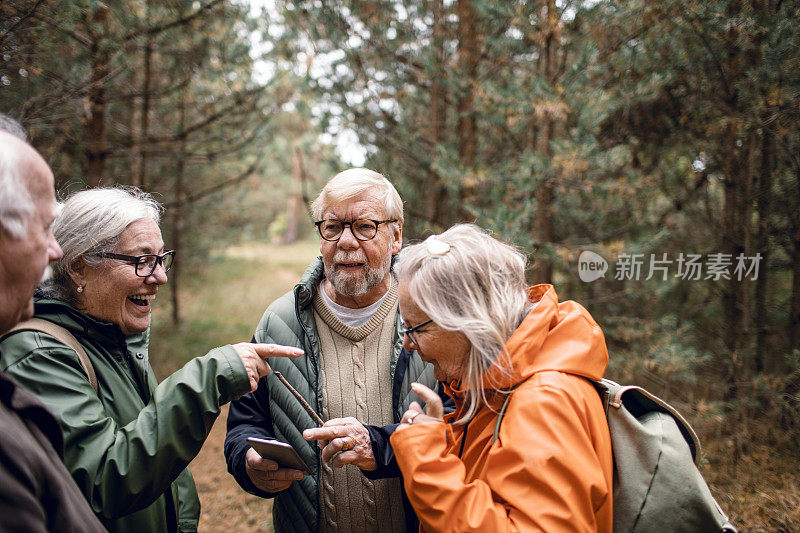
[400,319,433,346]
[96,250,175,277]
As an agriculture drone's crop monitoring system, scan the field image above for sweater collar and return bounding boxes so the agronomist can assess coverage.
[312,278,398,341]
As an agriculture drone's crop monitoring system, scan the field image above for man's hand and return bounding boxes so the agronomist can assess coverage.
[232,343,304,392]
[303,417,377,471]
[245,447,305,492]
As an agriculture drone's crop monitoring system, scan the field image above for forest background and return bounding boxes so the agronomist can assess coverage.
[2,0,799,529]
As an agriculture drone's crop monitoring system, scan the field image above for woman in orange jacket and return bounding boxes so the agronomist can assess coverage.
[391,224,613,532]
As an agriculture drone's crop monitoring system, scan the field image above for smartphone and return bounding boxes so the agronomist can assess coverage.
[247,437,311,474]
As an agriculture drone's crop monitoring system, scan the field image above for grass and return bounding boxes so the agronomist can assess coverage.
[145,240,799,531]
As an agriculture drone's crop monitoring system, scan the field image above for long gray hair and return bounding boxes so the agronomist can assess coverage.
[40,186,162,306]
[394,224,531,424]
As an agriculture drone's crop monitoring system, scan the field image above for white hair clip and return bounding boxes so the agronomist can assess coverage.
[425,236,451,256]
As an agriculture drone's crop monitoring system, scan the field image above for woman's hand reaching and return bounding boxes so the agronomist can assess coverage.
[231,343,304,392]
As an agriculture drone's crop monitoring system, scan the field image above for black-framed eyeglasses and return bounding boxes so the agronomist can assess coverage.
[400,319,433,346]
[96,250,175,277]
[314,219,398,242]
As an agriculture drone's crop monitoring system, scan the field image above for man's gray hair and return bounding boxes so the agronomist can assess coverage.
[0,130,35,239]
[41,186,163,305]
[0,114,28,141]
[311,168,404,225]
[394,224,531,424]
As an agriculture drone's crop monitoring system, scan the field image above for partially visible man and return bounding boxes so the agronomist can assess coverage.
[225,168,439,532]
[0,124,107,532]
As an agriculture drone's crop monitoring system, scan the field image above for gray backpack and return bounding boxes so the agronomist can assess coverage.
[492,377,736,532]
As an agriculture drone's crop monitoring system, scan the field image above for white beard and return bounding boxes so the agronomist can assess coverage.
[325,246,392,298]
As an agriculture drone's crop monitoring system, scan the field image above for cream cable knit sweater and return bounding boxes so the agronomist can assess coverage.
[313,281,406,533]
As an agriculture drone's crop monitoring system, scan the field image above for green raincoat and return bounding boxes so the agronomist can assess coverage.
[0,297,251,532]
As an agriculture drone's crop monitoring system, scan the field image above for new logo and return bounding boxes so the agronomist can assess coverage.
[578,251,608,283]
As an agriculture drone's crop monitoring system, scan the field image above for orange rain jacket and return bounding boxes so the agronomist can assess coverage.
[391,285,613,532]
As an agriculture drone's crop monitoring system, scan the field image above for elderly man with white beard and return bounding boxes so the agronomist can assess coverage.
[225,168,440,533]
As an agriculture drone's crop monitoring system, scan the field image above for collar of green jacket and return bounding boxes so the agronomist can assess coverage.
[294,256,325,309]
[34,296,127,346]
[33,296,151,357]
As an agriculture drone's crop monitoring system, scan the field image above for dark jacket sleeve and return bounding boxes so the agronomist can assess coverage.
[224,375,278,498]
[362,423,402,479]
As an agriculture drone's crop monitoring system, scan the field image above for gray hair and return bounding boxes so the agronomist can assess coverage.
[41,186,163,305]
[311,168,404,225]
[0,113,28,142]
[0,114,28,141]
[0,131,35,239]
[394,224,531,424]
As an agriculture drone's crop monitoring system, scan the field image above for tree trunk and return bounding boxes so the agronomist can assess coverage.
[171,86,188,325]
[719,0,753,397]
[531,0,561,284]
[425,0,448,225]
[791,165,800,351]
[84,3,109,187]
[721,124,751,368]
[456,0,477,167]
[754,124,773,371]
[129,61,142,186]
[533,180,555,283]
[285,148,306,244]
[138,32,154,190]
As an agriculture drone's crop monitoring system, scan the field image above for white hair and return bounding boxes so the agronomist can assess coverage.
[394,224,531,424]
[41,187,162,304]
[311,168,404,225]
[0,114,28,141]
[0,134,35,239]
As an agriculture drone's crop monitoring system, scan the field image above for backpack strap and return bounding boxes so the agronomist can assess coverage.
[586,378,611,416]
[1,318,98,393]
[491,382,523,445]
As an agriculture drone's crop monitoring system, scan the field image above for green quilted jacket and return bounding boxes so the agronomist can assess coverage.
[0,297,251,533]
[225,258,438,532]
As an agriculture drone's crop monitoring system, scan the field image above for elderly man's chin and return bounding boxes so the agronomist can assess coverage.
[329,270,370,298]
[328,261,391,298]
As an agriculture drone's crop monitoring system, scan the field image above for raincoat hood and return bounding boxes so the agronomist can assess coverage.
[445,284,609,398]
[489,284,608,388]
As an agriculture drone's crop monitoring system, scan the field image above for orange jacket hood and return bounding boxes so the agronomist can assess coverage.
[482,284,608,391]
